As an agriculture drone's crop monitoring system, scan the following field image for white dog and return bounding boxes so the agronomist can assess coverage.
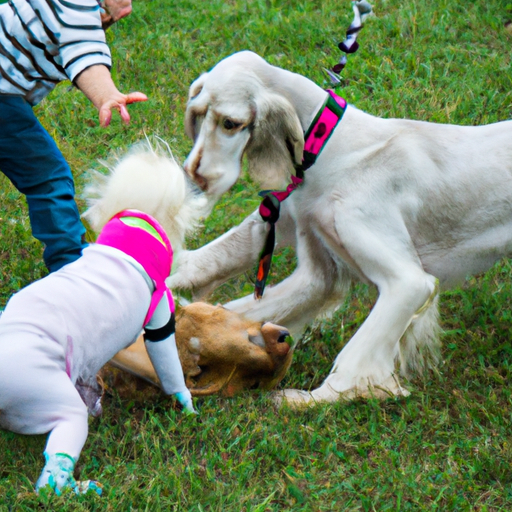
[168,51,512,407]
[0,144,207,494]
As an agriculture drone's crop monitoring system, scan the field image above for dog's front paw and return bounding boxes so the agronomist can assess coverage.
[272,389,317,408]
[36,452,76,495]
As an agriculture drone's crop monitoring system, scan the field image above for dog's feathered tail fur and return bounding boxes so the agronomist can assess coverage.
[83,140,209,252]
[399,296,441,377]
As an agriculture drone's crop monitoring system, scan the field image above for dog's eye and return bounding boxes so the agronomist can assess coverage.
[223,119,242,131]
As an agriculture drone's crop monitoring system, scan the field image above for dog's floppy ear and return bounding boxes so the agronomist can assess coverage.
[245,90,304,189]
[188,73,207,100]
[185,73,208,140]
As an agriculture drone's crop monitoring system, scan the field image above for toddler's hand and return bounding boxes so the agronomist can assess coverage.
[74,65,147,126]
[99,0,132,29]
[98,91,148,127]
[175,390,197,415]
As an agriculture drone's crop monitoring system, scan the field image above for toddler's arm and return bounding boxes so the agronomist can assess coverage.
[74,65,147,127]
[143,293,196,414]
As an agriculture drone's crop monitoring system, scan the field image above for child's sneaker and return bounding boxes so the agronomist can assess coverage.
[35,452,102,496]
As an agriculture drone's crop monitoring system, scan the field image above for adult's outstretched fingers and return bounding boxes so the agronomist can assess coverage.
[119,104,130,125]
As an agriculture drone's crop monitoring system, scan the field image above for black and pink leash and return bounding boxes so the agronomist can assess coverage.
[255,91,347,299]
[254,2,372,299]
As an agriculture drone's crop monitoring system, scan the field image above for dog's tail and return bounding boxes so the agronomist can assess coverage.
[82,139,209,253]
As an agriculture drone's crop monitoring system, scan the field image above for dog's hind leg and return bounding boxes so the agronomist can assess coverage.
[277,205,438,406]
[33,376,102,495]
[35,375,102,495]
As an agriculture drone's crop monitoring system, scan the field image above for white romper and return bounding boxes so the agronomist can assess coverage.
[0,243,187,459]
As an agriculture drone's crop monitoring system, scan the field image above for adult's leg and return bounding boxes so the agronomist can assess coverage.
[0,96,86,272]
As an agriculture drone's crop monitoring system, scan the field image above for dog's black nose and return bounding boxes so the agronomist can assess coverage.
[277,330,290,343]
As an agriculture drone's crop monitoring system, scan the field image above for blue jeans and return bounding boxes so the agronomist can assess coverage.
[0,96,86,272]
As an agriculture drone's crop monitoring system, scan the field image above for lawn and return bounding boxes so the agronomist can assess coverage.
[1,0,512,510]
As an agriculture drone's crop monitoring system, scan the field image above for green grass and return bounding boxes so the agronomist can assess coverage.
[1,0,512,509]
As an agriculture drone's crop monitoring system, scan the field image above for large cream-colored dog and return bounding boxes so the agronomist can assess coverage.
[167,51,512,407]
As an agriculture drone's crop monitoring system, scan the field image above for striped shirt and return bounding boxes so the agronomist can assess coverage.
[0,0,111,105]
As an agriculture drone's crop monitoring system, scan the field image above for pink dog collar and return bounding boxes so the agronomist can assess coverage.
[96,209,174,325]
[301,90,347,170]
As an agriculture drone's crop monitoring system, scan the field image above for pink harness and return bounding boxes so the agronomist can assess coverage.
[96,209,174,326]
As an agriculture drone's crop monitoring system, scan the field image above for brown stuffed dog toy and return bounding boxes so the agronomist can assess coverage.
[107,302,293,397]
